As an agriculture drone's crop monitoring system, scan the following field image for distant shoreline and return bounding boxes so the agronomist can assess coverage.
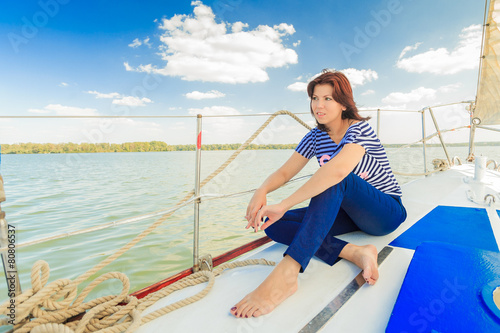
[0,141,498,154]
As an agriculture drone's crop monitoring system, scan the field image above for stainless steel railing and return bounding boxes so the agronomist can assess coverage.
[1,103,498,293]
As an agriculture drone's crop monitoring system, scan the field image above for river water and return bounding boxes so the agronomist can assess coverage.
[0,145,499,301]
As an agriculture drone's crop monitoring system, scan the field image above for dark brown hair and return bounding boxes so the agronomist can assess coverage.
[307,69,370,132]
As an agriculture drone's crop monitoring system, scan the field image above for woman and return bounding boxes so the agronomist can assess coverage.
[230,70,407,318]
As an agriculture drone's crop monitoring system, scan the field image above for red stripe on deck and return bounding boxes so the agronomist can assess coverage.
[131,236,272,299]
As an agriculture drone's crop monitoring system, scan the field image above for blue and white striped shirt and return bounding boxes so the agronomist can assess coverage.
[295,121,402,196]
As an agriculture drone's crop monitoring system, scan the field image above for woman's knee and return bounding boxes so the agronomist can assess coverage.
[264,219,299,246]
[263,217,282,241]
[263,219,279,239]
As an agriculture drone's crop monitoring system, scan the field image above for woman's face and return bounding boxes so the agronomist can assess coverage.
[311,84,345,127]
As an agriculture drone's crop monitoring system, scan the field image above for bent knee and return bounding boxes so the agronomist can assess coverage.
[264,222,278,239]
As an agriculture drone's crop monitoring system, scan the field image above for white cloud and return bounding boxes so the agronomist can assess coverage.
[28,104,98,116]
[112,96,152,107]
[398,42,422,60]
[382,87,437,105]
[49,104,98,116]
[129,37,151,48]
[125,1,298,83]
[287,82,307,92]
[396,24,482,74]
[124,62,134,71]
[185,90,226,100]
[287,68,378,92]
[87,90,153,107]
[438,82,462,93]
[129,38,142,48]
[361,89,375,96]
[293,40,301,47]
[274,23,295,35]
[381,83,465,108]
[28,108,51,114]
[341,68,378,88]
[87,90,121,99]
[59,82,69,87]
[232,22,248,33]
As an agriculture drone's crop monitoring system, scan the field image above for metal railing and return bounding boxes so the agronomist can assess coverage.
[0,103,498,294]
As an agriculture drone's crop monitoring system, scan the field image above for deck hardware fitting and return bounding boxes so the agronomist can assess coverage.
[199,254,213,272]
[299,246,394,333]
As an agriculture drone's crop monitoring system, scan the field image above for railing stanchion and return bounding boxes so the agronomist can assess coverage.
[193,114,202,272]
[421,109,428,175]
[468,103,480,161]
[477,124,500,132]
[428,107,451,165]
[377,108,381,137]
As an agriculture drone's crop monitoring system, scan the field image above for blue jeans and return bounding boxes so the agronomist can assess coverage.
[264,173,407,272]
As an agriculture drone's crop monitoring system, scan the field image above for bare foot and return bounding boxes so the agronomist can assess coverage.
[340,244,379,285]
[230,255,300,318]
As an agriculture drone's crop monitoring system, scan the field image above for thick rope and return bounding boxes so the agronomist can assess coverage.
[393,158,450,177]
[4,109,460,331]
[487,159,499,169]
[1,258,275,332]
[198,110,311,189]
[0,111,305,332]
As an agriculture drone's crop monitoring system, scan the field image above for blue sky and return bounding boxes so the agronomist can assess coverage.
[0,0,494,145]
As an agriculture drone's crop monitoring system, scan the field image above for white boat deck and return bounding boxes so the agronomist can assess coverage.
[136,165,500,333]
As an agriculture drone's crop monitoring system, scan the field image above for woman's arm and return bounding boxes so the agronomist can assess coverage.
[245,151,309,231]
[257,143,365,230]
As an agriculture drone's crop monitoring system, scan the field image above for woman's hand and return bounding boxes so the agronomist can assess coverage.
[245,189,267,232]
[256,202,287,231]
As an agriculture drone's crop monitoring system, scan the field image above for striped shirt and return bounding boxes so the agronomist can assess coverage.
[295,121,402,196]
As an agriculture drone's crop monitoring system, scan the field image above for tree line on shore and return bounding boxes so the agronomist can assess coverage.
[0,141,298,154]
[0,141,496,155]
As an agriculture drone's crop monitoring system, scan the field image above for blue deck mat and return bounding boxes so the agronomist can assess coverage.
[386,242,500,332]
[389,205,499,252]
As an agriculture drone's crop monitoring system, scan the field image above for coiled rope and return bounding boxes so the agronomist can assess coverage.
[392,158,450,177]
[1,109,464,331]
[3,258,275,333]
[0,110,307,332]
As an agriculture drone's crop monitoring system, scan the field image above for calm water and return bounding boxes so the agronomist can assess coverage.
[0,146,499,302]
